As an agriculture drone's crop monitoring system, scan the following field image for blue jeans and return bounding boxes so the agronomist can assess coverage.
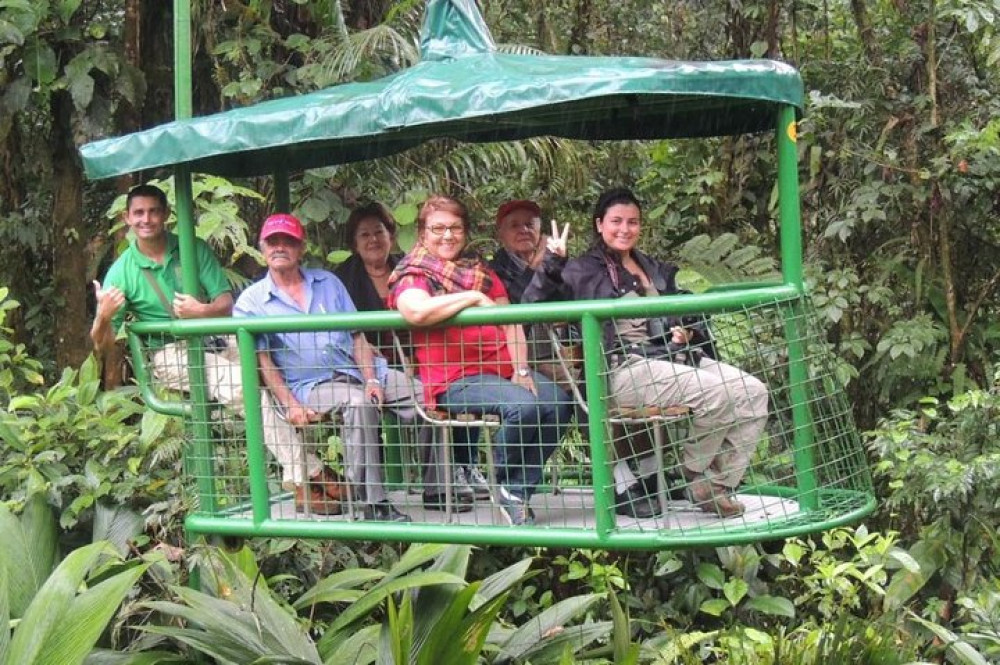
[439,371,573,499]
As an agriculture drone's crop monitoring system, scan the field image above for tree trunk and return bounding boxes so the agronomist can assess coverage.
[850,0,880,64]
[765,0,781,58]
[567,0,591,55]
[96,0,145,388]
[50,90,89,371]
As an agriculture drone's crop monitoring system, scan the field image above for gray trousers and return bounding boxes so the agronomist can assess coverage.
[304,369,423,504]
[608,355,769,489]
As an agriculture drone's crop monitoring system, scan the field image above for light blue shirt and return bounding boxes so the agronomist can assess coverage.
[233,268,388,404]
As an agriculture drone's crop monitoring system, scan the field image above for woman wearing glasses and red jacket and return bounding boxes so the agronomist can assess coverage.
[388,195,570,526]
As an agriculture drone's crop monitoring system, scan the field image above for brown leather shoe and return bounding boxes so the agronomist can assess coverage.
[295,483,342,515]
[686,476,745,518]
[312,466,347,501]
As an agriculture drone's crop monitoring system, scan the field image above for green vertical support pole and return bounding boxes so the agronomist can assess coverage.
[174,0,206,588]
[582,313,614,539]
[237,329,272,522]
[777,104,818,511]
[382,413,405,487]
[274,162,290,213]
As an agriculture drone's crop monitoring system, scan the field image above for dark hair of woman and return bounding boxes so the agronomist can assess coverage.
[591,187,643,243]
[344,201,397,251]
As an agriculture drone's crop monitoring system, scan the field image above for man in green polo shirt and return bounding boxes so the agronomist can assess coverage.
[91,184,343,515]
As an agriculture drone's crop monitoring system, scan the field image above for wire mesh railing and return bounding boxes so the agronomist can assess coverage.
[126,286,873,549]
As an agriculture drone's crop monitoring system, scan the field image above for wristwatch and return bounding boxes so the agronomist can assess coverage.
[516,366,531,378]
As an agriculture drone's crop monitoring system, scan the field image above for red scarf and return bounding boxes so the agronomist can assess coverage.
[388,244,492,295]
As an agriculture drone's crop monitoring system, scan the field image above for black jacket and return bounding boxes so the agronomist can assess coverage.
[539,244,715,363]
[333,252,402,356]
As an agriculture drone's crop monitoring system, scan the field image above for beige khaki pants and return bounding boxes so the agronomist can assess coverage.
[608,355,769,488]
[150,340,307,485]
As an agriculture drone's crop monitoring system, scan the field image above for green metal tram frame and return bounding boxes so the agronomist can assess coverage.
[79,0,874,550]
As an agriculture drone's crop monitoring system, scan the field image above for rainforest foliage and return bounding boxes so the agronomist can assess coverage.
[1,0,1000,662]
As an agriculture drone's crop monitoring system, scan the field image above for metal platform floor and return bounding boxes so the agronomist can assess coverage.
[259,488,802,531]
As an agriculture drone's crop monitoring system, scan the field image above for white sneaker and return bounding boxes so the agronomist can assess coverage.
[465,466,491,499]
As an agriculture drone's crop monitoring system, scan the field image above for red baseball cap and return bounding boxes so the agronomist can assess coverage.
[496,200,541,226]
[260,213,305,242]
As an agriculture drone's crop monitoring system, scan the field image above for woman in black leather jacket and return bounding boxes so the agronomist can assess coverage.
[530,187,769,518]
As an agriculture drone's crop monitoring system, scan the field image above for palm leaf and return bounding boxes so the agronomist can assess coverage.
[0,563,10,664]
[321,24,418,83]
[495,593,604,663]
[293,568,386,609]
[33,562,150,665]
[469,557,534,612]
[0,494,58,618]
[514,621,614,664]
[92,503,145,557]
[416,585,508,665]
[84,650,190,664]
[6,542,146,665]
[324,571,467,637]
[322,625,379,665]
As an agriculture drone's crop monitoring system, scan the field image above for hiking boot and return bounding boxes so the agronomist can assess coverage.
[685,475,745,518]
[498,486,535,526]
[295,484,342,515]
[312,465,347,501]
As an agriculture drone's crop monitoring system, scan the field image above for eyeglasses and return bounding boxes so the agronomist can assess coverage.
[426,224,466,237]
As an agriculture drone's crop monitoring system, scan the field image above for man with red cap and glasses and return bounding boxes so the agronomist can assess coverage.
[91,184,312,509]
[234,213,421,522]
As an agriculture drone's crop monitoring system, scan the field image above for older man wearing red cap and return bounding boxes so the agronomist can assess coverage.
[234,213,422,522]
[490,200,545,303]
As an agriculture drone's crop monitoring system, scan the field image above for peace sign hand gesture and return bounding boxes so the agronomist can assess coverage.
[545,220,571,258]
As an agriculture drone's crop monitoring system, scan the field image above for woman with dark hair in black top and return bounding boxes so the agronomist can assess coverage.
[334,202,402,357]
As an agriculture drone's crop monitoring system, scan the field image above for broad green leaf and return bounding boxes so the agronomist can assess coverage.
[608,588,633,663]
[722,578,748,606]
[393,202,418,226]
[198,558,320,661]
[412,581,481,664]
[57,0,83,24]
[908,614,989,665]
[139,410,169,448]
[7,395,39,410]
[21,40,56,86]
[84,649,190,664]
[699,598,730,617]
[515,621,613,664]
[695,562,724,590]
[744,595,795,618]
[69,71,95,111]
[78,354,99,385]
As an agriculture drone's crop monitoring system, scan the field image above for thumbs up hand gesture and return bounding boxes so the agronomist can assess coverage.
[93,280,126,322]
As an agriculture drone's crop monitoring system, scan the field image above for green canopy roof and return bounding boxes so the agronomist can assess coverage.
[79,0,804,181]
